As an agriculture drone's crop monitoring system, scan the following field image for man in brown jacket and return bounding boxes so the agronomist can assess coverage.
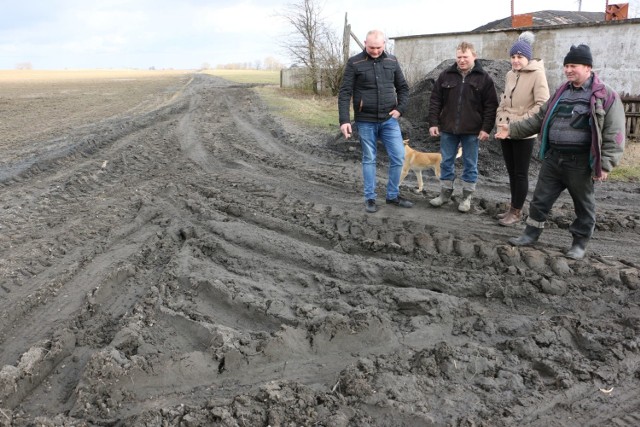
[428,41,498,213]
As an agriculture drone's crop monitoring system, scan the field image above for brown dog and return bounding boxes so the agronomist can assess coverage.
[400,140,462,193]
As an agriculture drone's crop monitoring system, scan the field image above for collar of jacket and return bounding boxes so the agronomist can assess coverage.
[518,59,545,73]
[363,50,388,61]
[447,59,486,75]
[590,72,613,107]
[554,72,605,105]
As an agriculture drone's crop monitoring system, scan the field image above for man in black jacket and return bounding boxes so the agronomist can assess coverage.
[428,41,498,213]
[339,29,413,213]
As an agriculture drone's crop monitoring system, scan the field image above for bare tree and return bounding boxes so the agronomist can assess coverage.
[316,27,345,95]
[264,56,285,71]
[280,0,343,94]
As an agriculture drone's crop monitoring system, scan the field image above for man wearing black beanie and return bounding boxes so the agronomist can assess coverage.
[495,44,626,260]
[563,44,593,67]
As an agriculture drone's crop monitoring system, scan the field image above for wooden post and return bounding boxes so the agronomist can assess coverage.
[343,13,350,64]
[342,12,364,63]
[351,31,364,51]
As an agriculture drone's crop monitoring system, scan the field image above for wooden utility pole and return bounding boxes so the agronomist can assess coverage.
[342,13,364,63]
[342,13,350,64]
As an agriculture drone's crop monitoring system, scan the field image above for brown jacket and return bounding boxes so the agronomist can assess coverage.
[495,59,549,132]
[427,60,498,135]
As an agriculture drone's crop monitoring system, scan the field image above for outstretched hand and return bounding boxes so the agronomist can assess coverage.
[495,124,509,139]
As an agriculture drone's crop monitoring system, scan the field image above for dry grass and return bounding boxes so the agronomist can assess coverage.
[201,69,280,85]
[611,137,640,181]
[255,86,339,128]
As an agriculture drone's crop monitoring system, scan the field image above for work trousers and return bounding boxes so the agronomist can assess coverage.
[528,148,595,239]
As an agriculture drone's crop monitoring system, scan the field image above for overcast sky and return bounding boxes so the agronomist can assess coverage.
[0,0,618,70]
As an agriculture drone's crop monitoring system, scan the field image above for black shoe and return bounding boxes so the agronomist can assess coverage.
[365,199,378,213]
[386,196,413,208]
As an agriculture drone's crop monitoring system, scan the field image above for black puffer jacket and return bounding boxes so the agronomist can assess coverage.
[338,50,409,124]
[427,61,498,135]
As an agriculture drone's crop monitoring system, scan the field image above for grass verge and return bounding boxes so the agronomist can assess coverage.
[202,69,280,85]
[610,138,640,181]
[202,70,339,129]
[255,86,339,129]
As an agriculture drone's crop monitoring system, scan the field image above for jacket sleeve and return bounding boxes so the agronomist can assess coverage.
[482,76,499,134]
[427,76,443,128]
[338,60,355,125]
[600,91,626,172]
[510,101,548,139]
[530,70,550,117]
[495,71,512,126]
[394,63,410,115]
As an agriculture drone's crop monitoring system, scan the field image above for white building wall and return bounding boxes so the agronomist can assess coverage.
[393,18,640,96]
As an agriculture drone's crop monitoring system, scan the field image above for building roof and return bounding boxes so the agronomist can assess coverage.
[472,10,605,32]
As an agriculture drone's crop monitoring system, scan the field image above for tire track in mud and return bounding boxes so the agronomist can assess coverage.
[0,78,203,406]
[0,74,639,426]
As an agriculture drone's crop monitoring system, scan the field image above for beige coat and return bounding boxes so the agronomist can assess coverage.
[495,59,550,133]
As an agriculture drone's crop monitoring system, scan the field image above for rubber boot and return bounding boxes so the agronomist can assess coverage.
[458,189,474,213]
[566,236,589,260]
[430,186,454,207]
[498,208,522,226]
[508,225,542,246]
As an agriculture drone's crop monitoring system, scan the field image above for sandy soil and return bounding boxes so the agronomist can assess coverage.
[0,70,639,427]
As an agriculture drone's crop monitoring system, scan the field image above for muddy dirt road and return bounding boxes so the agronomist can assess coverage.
[1,72,639,426]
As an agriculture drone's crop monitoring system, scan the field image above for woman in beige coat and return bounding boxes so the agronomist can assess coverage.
[495,32,550,226]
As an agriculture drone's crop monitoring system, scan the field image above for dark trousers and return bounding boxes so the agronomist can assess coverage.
[500,138,535,209]
[529,148,595,239]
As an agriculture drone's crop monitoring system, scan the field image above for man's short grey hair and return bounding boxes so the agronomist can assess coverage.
[366,29,386,41]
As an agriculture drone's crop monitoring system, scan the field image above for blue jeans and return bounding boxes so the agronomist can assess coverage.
[356,118,404,201]
[439,132,479,185]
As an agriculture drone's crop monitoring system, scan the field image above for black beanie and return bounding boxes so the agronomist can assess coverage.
[563,44,593,66]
